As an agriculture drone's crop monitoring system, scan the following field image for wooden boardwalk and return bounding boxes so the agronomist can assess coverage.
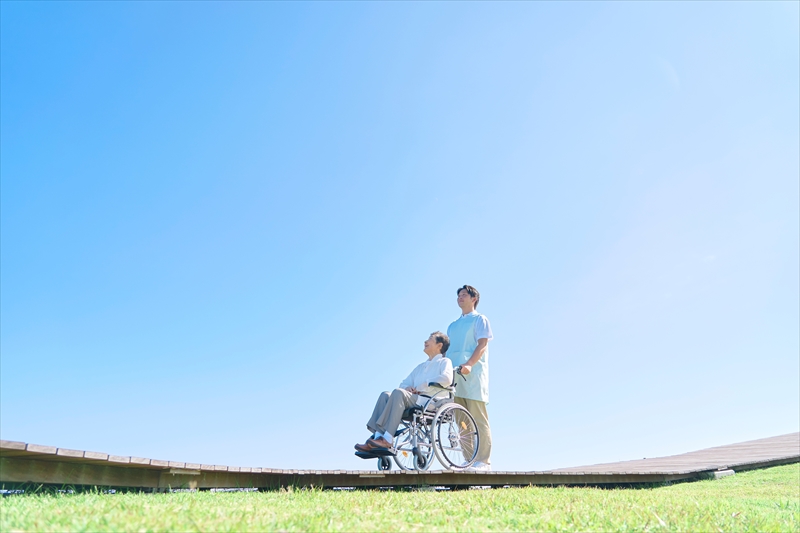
[1,433,797,490]
[552,433,800,474]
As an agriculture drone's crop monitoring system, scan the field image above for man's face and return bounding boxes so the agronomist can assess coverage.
[457,289,477,311]
[423,334,442,355]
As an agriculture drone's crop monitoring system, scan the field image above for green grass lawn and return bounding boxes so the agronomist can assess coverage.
[1,463,798,532]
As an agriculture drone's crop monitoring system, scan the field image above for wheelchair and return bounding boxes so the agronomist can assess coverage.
[374,367,480,471]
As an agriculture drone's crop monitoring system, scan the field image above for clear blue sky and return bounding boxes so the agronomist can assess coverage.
[1,1,797,471]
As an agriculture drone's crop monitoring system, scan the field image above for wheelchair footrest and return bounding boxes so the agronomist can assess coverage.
[355,448,395,459]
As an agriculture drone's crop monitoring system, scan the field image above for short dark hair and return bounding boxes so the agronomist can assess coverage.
[457,285,480,308]
[431,331,450,355]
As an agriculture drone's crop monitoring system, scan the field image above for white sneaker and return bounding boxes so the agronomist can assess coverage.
[466,461,491,472]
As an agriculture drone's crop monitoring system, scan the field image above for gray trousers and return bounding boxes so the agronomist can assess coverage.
[366,388,418,437]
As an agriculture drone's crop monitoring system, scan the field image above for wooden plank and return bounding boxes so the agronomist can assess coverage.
[168,461,186,469]
[130,457,151,466]
[150,459,169,467]
[108,456,131,464]
[84,451,109,461]
[0,440,26,451]
[26,444,57,455]
[56,448,84,458]
[169,468,200,475]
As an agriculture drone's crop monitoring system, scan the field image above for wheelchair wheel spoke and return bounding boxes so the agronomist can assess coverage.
[393,423,434,471]
[432,403,480,470]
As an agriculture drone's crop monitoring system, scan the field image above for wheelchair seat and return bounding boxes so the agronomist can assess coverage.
[402,405,423,420]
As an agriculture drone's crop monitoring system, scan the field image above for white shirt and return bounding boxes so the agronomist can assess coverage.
[398,354,454,402]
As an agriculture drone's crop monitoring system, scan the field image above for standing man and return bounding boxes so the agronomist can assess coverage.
[446,285,493,470]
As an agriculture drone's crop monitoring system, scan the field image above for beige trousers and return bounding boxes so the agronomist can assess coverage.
[454,397,492,465]
[366,388,418,438]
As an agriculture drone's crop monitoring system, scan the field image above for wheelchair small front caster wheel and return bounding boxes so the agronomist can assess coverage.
[378,456,392,471]
[413,448,427,470]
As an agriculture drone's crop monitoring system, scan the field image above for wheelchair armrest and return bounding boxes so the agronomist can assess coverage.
[427,382,455,393]
[425,388,453,404]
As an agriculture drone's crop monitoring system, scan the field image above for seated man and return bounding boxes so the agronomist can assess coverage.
[355,332,453,455]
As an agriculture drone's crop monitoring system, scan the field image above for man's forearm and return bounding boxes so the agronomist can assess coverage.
[464,339,488,367]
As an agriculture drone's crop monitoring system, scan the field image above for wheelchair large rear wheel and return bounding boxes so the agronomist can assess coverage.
[431,403,479,470]
[393,424,434,471]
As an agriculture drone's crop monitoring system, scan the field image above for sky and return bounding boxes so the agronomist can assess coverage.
[1,1,798,472]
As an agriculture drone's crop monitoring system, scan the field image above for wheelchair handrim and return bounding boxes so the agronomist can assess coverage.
[431,403,480,470]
